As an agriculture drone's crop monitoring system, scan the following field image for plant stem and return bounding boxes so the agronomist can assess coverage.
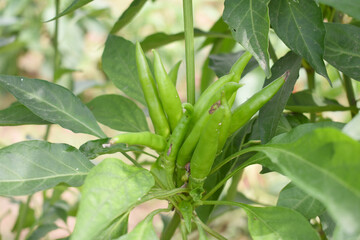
[342,74,359,117]
[160,212,181,240]
[306,68,316,122]
[196,218,226,240]
[224,170,243,201]
[121,152,143,168]
[182,0,195,105]
[15,195,32,240]
[268,41,278,63]
[180,220,188,240]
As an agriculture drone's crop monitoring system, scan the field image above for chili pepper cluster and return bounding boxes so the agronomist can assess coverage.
[110,43,287,200]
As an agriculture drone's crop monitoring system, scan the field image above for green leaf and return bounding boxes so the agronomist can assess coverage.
[277,182,325,219]
[317,0,360,20]
[208,51,258,78]
[259,51,302,143]
[244,205,320,239]
[140,29,230,52]
[27,224,58,240]
[71,158,155,240]
[110,0,147,34]
[223,0,271,76]
[115,215,158,240]
[0,140,94,196]
[269,0,329,81]
[79,138,142,160]
[324,23,360,81]
[87,94,149,132]
[0,75,106,138]
[102,35,146,105]
[46,0,93,22]
[0,102,50,126]
[255,128,360,235]
[286,90,351,113]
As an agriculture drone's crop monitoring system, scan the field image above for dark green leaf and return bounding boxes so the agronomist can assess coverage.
[27,224,58,240]
[324,23,360,81]
[71,158,155,240]
[256,128,360,236]
[319,212,336,238]
[223,0,271,76]
[259,51,302,143]
[277,182,326,219]
[200,38,236,93]
[87,94,149,132]
[199,17,232,50]
[0,140,94,196]
[0,75,106,138]
[208,51,258,78]
[79,138,141,160]
[269,0,329,81]
[286,90,351,113]
[0,102,50,126]
[102,35,145,105]
[244,205,320,239]
[317,0,360,20]
[110,0,147,34]
[99,213,129,239]
[46,0,93,22]
[140,29,230,52]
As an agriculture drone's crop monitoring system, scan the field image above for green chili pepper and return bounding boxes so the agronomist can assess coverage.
[135,42,170,138]
[228,71,289,135]
[217,93,232,153]
[153,49,183,131]
[176,101,221,173]
[168,60,182,86]
[163,103,193,188]
[230,51,252,81]
[189,103,226,193]
[192,81,242,124]
[110,131,166,152]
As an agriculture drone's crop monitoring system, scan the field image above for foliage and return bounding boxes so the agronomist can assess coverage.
[0,0,359,239]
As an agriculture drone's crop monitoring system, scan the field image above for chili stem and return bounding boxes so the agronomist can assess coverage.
[342,74,358,118]
[183,0,195,105]
[195,218,226,240]
[306,68,316,122]
[160,212,181,240]
[224,170,243,201]
[121,152,143,168]
[53,0,60,83]
[14,195,32,240]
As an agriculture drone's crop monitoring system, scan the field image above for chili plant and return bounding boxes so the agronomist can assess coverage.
[0,0,360,240]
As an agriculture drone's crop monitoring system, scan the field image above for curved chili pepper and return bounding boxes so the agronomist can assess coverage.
[136,42,170,138]
[110,131,166,152]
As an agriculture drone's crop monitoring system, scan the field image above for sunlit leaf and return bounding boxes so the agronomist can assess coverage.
[0,141,94,196]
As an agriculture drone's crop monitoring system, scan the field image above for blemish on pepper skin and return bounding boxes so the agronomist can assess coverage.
[209,100,221,114]
[167,143,172,156]
[185,162,191,172]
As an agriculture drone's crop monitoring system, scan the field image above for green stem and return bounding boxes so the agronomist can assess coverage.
[224,170,243,201]
[195,218,226,240]
[15,195,32,240]
[268,41,278,63]
[306,68,316,122]
[183,0,195,105]
[342,74,359,117]
[121,152,143,168]
[160,212,181,240]
[180,220,188,240]
[53,0,60,83]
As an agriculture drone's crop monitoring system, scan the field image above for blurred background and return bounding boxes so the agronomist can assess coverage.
[0,0,358,239]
